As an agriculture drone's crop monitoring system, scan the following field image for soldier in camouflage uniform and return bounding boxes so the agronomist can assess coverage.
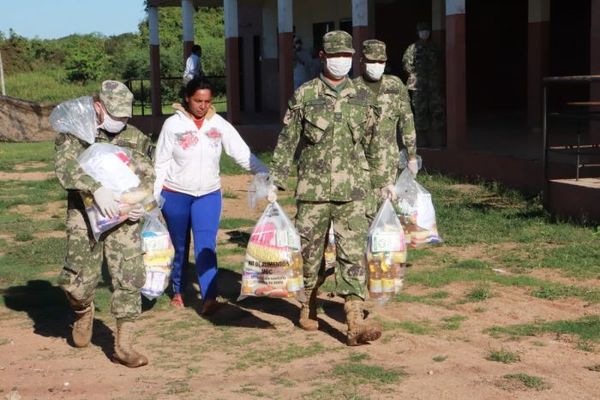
[354,39,419,212]
[402,22,445,147]
[268,31,397,346]
[54,80,153,368]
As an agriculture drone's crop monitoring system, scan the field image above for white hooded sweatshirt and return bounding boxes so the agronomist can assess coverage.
[154,105,268,198]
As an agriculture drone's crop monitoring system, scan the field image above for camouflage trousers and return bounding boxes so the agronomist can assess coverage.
[57,206,145,321]
[295,200,368,299]
[409,88,445,147]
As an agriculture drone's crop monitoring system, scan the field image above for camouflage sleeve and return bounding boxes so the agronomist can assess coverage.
[402,44,416,75]
[365,105,398,188]
[54,133,102,194]
[270,94,303,191]
[397,84,417,158]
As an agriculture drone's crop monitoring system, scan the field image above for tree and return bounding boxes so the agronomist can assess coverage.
[64,38,108,84]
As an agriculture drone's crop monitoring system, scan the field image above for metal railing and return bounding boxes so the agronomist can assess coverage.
[124,76,226,116]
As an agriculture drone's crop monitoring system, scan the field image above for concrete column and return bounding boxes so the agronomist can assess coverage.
[278,0,293,118]
[224,0,240,123]
[445,0,467,150]
[148,6,162,124]
[182,0,195,63]
[528,0,550,131]
[432,0,446,47]
[352,0,369,77]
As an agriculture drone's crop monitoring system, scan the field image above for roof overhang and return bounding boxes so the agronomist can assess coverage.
[147,0,223,7]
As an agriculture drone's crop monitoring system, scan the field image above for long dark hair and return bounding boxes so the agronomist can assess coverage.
[182,78,212,107]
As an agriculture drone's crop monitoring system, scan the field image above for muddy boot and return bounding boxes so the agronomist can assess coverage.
[299,289,319,331]
[344,299,382,346]
[72,302,94,348]
[113,320,148,368]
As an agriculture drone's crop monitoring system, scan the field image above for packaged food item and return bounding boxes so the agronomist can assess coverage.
[140,211,174,300]
[239,201,304,300]
[366,199,407,304]
[324,222,336,270]
[395,168,443,248]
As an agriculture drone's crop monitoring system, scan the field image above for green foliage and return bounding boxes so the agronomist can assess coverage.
[486,315,600,342]
[64,35,108,84]
[502,373,549,391]
[486,348,521,364]
[332,363,405,385]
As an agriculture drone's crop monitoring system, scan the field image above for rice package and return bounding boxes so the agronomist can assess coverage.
[239,201,304,300]
[395,168,442,248]
[78,143,157,240]
[366,199,407,304]
[50,96,97,144]
[140,212,174,300]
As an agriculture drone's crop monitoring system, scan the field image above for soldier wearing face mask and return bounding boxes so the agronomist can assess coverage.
[354,39,418,203]
[402,22,445,147]
[54,80,153,368]
[268,31,397,346]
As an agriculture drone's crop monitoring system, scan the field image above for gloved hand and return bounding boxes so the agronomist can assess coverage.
[93,186,119,218]
[380,184,397,201]
[408,158,419,176]
[267,185,278,203]
[127,204,145,222]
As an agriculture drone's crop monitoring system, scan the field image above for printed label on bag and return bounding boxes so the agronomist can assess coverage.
[371,232,404,253]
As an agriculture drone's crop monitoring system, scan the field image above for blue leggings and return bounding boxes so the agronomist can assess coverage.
[160,189,222,301]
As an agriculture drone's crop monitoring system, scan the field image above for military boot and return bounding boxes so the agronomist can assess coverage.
[113,320,148,368]
[344,299,382,346]
[72,302,94,348]
[299,289,318,331]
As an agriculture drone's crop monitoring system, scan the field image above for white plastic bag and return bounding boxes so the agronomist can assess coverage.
[141,211,174,300]
[247,172,272,209]
[49,96,97,144]
[78,143,140,195]
[395,168,442,248]
[366,199,407,304]
[239,201,304,300]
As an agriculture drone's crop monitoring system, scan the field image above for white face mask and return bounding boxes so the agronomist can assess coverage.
[326,57,352,79]
[365,63,385,81]
[100,114,126,133]
[418,30,431,40]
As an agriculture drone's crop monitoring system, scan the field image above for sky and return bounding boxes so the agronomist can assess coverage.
[0,0,148,39]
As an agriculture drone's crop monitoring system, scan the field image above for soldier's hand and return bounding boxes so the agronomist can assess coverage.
[93,186,119,219]
[267,185,278,203]
[408,159,419,176]
[380,184,397,201]
[127,204,145,222]
[407,74,417,90]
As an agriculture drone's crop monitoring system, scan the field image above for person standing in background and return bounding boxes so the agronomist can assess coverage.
[183,44,204,85]
[402,22,445,147]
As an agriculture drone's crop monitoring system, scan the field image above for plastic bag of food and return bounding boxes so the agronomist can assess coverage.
[78,143,157,240]
[395,168,442,248]
[366,199,407,304]
[239,201,304,300]
[49,96,97,144]
[78,143,141,195]
[140,211,174,300]
[324,222,336,270]
[247,172,273,209]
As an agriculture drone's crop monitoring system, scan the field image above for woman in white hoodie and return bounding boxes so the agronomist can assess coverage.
[154,78,268,314]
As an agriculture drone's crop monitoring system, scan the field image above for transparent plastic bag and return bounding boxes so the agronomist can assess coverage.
[49,96,97,144]
[366,199,407,305]
[141,211,174,300]
[395,168,442,248]
[247,172,272,209]
[398,148,422,171]
[78,143,141,195]
[324,222,336,270]
[239,201,304,300]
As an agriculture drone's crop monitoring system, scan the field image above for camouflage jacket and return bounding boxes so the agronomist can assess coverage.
[270,75,396,202]
[354,75,417,159]
[55,126,154,216]
[402,40,441,90]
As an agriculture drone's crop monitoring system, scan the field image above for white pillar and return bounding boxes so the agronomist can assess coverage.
[224,0,240,123]
[182,0,195,61]
[351,0,369,77]
[277,0,293,117]
[277,0,293,34]
[432,0,445,32]
[446,0,466,15]
[148,6,162,121]
[352,0,368,27]
[224,0,239,38]
[148,7,159,46]
[528,0,550,23]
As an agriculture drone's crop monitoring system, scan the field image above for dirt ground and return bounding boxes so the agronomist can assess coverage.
[1,175,599,400]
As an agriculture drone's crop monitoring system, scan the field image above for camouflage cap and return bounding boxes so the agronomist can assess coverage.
[416,21,431,31]
[362,39,387,61]
[99,80,133,118]
[323,30,355,54]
